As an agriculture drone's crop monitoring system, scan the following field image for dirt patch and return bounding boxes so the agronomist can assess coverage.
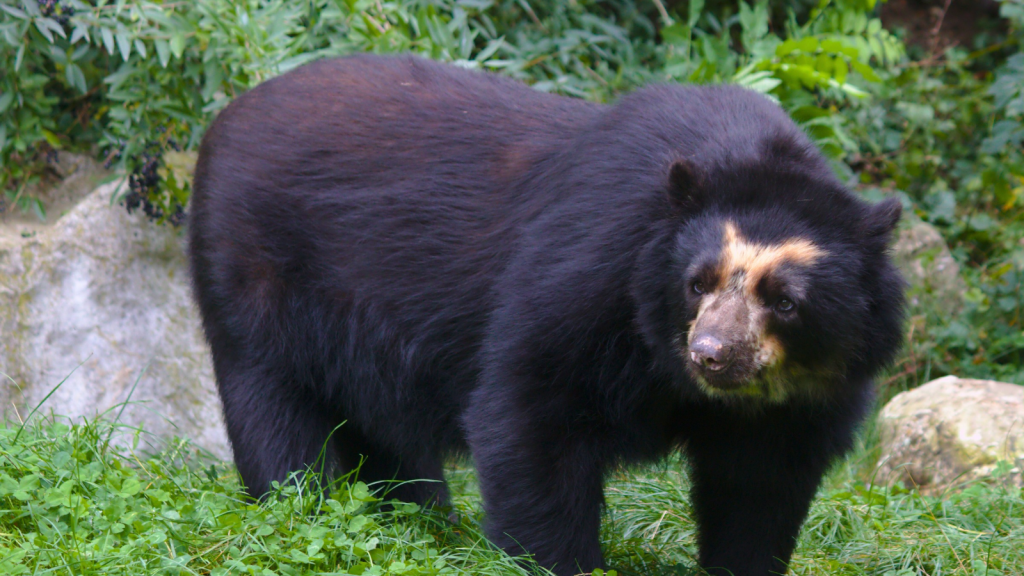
[881,0,1004,53]
[0,152,114,241]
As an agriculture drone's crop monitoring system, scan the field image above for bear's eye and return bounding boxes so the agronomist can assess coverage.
[775,297,796,313]
[692,280,706,295]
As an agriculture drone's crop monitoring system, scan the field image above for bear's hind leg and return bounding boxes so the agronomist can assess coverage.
[215,360,343,498]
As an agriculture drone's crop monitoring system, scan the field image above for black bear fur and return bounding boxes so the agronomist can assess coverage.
[188,54,905,576]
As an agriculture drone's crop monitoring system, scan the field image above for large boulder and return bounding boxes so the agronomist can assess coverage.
[0,160,228,458]
[876,376,1024,491]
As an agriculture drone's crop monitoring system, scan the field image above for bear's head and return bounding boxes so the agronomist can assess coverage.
[660,152,904,404]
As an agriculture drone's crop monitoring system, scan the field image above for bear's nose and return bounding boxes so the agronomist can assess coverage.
[690,336,731,371]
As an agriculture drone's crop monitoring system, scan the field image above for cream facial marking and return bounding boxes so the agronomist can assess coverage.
[719,221,825,297]
[683,221,828,402]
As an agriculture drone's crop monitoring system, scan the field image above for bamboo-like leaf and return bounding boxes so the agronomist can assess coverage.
[70,24,89,45]
[169,30,185,58]
[155,38,170,67]
[66,63,88,94]
[688,0,703,27]
[33,19,54,42]
[0,4,27,19]
[101,26,116,56]
[116,30,132,61]
[834,56,848,84]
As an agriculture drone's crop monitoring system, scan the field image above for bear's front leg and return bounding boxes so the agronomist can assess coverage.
[684,402,857,576]
[466,382,608,576]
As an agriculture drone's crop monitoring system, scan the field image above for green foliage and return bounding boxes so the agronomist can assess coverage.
[0,417,536,575]
[473,0,659,97]
[657,0,903,159]
[3,416,1022,575]
[1,0,893,222]
[990,2,1024,139]
[0,0,505,222]
[844,5,1024,385]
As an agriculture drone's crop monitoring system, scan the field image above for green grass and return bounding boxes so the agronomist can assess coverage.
[1,416,1021,576]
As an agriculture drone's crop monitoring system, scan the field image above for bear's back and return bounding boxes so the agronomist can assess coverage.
[188,56,604,431]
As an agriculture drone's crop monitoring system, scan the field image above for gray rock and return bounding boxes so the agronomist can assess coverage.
[876,376,1024,491]
[891,215,966,313]
[0,165,228,458]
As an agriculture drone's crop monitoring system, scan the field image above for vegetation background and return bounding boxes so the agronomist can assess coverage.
[1,0,1023,574]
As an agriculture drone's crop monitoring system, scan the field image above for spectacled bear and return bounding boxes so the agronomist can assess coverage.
[188,54,905,576]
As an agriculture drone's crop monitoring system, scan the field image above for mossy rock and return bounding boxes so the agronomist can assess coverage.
[877,376,1024,491]
[0,160,228,458]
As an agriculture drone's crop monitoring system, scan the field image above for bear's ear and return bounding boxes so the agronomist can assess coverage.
[763,133,812,163]
[863,197,902,244]
[666,158,705,213]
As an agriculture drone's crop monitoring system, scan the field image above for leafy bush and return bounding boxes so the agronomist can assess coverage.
[989,0,1024,153]
[845,3,1024,386]
[659,0,903,158]
[1,0,895,222]
[0,0,507,222]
